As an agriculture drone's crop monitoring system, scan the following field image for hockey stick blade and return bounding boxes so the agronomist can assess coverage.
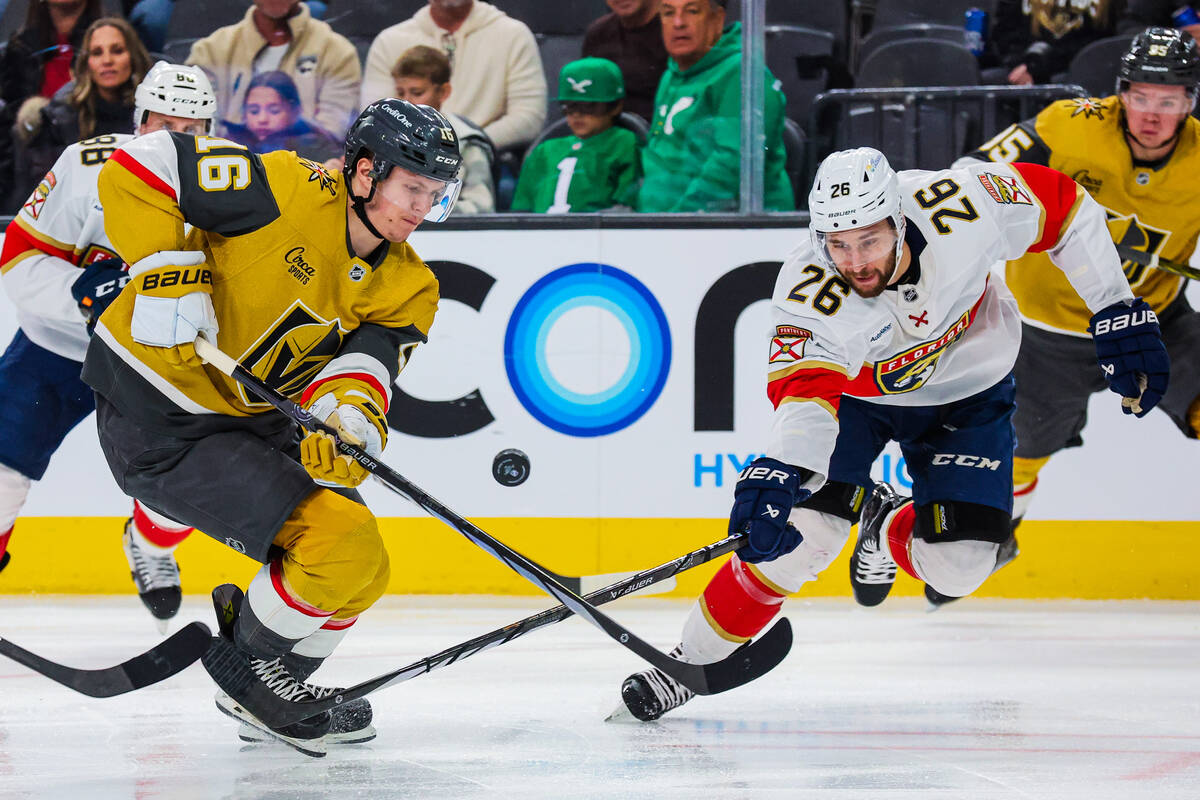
[195,336,791,700]
[0,621,212,698]
[240,533,752,729]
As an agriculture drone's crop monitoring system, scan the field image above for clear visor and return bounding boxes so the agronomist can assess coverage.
[815,223,899,271]
[375,170,462,223]
[1120,86,1198,115]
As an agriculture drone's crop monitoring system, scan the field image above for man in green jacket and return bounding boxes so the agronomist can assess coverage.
[637,0,794,213]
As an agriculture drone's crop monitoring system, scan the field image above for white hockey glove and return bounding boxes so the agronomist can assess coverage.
[128,250,218,369]
[300,379,389,488]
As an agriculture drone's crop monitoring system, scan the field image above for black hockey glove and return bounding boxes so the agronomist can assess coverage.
[1088,297,1170,418]
[70,257,130,336]
[728,457,810,563]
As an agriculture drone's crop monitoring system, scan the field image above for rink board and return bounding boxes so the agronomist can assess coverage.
[0,223,1195,599]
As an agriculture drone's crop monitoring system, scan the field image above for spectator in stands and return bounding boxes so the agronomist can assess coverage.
[980,0,1120,85]
[583,0,668,122]
[638,0,793,212]
[1,0,103,211]
[512,57,639,213]
[11,17,151,205]
[1120,1,1200,46]
[360,0,547,151]
[392,45,496,214]
[186,0,360,138]
[218,70,343,162]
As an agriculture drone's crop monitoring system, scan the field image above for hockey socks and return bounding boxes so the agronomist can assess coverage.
[883,500,919,581]
[0,525,11,572]
[683,556,787,663]
[131,500,193,549]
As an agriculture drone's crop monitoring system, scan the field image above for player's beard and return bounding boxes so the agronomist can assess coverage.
[837,249,897,299]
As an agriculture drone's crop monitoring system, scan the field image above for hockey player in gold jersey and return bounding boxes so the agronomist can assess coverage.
[927,27,1200,605]
[83,98,463,755]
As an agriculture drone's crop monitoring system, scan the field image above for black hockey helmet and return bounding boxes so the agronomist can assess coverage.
[343,99,463,232]
[1117,27,1200,91]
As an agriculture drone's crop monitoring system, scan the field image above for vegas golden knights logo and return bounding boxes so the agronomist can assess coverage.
[237,302,344,406]
[1105,211,1169,285]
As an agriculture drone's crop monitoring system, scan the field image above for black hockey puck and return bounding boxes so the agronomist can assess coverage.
[492,448,530,487]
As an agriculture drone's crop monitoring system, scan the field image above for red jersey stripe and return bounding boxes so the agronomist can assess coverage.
[1011,162,1081,253]
[110,148,178,201]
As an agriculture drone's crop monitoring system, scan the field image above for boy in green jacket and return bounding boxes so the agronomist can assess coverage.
[511,58,640,213]
[638,0,794,213]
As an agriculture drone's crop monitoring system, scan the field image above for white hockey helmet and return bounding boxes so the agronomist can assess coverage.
[133,61,217,132]
[808,147,906,270]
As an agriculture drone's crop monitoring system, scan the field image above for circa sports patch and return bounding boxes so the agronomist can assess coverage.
[769,325,812,363]
[977,172,1032,206]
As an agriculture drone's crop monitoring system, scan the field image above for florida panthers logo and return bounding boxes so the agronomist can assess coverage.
[874,307,976,394]
[236,302,344,406]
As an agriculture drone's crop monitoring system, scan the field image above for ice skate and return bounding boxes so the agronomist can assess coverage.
[202,584,332,757]
[849,482,906,607]
[609,646,695,722]
[235,653,375,745]
[122,518,181,632]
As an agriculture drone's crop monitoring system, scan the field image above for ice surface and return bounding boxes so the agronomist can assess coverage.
[1,595,1198,799]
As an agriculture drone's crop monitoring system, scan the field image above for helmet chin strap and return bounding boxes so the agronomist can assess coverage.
[349,179,386,241]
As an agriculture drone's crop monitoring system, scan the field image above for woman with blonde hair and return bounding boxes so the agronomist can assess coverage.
[12,17,152,200]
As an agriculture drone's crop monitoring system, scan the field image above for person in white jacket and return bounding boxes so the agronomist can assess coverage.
[359,0,547,151]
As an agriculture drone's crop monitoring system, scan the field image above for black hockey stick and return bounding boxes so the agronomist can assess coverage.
[194,337,791,701]
[213,532,745,729]
[1115,243,1200,281]
[0,621,212,698]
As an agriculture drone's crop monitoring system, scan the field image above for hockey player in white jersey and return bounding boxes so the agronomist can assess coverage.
[615,147,1169,722]
[0,62,216,626]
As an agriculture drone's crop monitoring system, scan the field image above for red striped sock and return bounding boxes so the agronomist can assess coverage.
[886,501,920,580]
[132,502,193,549]
[700,557,787,641]
[0,525,11,560]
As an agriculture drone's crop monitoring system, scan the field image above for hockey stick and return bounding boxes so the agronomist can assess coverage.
[194,337,790,702]
[0,621,212,698]
[218,532,744,729]
[1115,243,1200,281]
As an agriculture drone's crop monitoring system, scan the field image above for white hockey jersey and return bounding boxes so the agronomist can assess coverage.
[766,160,1133,489]
[0,133,131,361]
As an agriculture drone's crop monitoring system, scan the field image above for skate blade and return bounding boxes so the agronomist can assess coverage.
[215,694,327,757]
[154,617,170,636]
[238,721,377,746]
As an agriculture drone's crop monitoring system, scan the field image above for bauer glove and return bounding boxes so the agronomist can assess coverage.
[728,457,810,563]
[128,250,218,369]
[70,257,129,336]
[300,378,389,488]
[1088,297,1170,418]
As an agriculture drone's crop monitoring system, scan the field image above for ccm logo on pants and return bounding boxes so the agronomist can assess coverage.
[931,454,1001,470]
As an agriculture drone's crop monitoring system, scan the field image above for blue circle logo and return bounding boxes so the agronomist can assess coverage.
[505,263,671,437]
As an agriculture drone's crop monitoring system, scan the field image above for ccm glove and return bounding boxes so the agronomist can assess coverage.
[70,257,129,335]
[1088,297,1170,418]
[728,457,811,563]
[300,378,389,488]
[128,250,218,369]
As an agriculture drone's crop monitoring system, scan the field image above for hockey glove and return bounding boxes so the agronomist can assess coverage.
[128,250,218,369]
[70,257,129,336]
[300,378,389,488]
[1088,298,1170,418]
[728,457,810,563]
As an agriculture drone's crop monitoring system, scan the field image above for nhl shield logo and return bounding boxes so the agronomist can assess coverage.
[348,264,367,281]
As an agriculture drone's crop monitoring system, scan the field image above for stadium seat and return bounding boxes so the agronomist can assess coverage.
[727,0,847,32]
[767,25,836,124]
[869,0,996,29]
[501,0,589,35]
[537,33,586,122]
[782,116,806,201]
[856,23,969,71]
[856,38,980,88]
[1067,34,1136,98]
[324,0,425,41]
[165,0,254,44]
[522,111,649,161]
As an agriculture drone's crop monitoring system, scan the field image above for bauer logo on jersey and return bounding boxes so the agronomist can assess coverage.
[978,173,1032,206]
[875,307,976,394]
[769,325,812,363]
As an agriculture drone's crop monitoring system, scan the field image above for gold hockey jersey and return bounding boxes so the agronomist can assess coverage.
[83,130,438,433]
[960,95,1200,336]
